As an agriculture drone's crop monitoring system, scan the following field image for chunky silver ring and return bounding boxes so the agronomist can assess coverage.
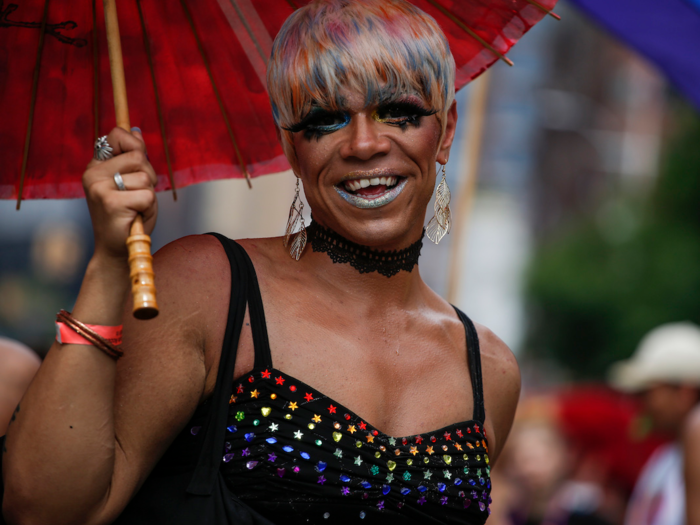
[113,172,127,191]
[94,136,114,161]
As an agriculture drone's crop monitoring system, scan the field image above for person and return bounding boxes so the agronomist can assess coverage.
[0,338,40,435]
[683,404,700,525]
[608,322,700,525]
[1,1,521,523]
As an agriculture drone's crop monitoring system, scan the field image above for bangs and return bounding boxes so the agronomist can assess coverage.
[267,0,455,131]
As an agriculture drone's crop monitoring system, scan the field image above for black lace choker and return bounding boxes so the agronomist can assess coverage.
[306,221,424,278]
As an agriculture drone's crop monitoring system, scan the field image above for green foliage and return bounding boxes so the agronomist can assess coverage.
[525,105,700,379]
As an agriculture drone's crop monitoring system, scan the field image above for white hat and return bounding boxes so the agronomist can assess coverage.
[609,322,700,392]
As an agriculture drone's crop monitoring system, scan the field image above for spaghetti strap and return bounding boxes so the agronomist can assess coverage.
[452,307,486,424]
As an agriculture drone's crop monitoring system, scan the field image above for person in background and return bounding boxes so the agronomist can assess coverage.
[0,338,40,435]
[609,322,700,525]
[683,404,700,525]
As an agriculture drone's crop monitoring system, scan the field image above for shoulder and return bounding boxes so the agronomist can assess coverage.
[683,405,700,446]
[474,322,521,462]
[0,337,40,387]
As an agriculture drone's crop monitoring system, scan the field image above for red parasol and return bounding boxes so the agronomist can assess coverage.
[0,0,558,315]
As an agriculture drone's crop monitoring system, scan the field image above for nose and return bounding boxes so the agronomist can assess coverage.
[339,113,391,161]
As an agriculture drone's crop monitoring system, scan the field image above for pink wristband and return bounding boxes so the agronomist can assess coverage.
[55,321,123,346]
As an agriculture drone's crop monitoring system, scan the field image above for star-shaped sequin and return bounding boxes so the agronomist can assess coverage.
[444,432,452,441]
[426,446,434,455]
[318,475,326,485]
[388,438,396,446]
[418,496,427,506]
[236,384,244,394]
[275,376,285,385]
[334,448,343,459]
[348,425,357,434]
[289,402,298,411]
[409,446,418,456]
[365,433,374,443]
[229,395,237,404]
[456,429,464,438]
[268,453,277,462]
[242,448,250,456]
[268,423,279,432]
[358,421,367,430]
[474,424,480,434]
[341,486,350,495]
[250,389,260,399]
[441,496,448,505]
[328,404,337,414]
[354,456,363,466]
[312,414,322,423]
[377,500,385,510]
[454,443,463,451]
[261,369,271,379]
[294,430,303,440]
[415,436,423,445]
[467,443,474,449]
[424,470,433,480]
[444,470,452,479]
[304,393,314,402]
[386,473,394,483]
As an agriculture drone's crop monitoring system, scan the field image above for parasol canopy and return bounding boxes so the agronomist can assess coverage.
[0,0,558,207]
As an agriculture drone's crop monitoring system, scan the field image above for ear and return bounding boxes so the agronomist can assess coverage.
[437,101,458,163]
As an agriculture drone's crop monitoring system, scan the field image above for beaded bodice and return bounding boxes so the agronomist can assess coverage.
[172,236,492,524]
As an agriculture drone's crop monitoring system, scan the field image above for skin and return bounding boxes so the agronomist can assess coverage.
[683,405,700,525]
[0,338,40,435]
[2,91,520,525]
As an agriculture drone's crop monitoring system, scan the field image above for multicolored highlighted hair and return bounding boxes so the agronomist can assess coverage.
[267,0,456,144]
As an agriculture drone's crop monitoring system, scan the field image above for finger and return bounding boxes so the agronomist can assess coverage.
[106,127,146,157]
[110,188,157,216]
[93,150,157,186]
[114,172,154,192]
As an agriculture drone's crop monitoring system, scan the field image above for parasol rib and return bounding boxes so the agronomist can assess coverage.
[523,0,561,20]
[136,0,177,201]
[227,0,268,66]
[16,0,50,210]
[179,0,253,189]
[423,0,514,67]
[92,0,99,141]
[285,0,299,10]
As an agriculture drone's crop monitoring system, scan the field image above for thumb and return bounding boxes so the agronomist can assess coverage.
[130,126,148,158]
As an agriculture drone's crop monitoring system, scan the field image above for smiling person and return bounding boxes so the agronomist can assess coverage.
[1,1,520,524]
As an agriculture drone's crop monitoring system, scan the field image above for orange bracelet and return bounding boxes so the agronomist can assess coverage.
[55,310,123,360]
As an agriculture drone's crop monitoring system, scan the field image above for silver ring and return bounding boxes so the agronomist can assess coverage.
[113,172,127,191]
[94,136,114,161]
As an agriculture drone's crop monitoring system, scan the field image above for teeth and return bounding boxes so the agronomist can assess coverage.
[342,176,400,192]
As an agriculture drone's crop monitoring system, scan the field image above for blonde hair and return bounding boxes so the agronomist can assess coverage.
[267,0,456,153]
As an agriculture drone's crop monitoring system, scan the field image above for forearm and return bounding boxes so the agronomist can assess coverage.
[3,256,131,525]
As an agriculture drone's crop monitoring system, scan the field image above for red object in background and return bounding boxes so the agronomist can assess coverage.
[556,385,668,494]
[0,0,557,204]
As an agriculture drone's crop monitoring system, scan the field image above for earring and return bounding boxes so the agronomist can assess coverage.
[426,163,451,245]
[283,178,307,260]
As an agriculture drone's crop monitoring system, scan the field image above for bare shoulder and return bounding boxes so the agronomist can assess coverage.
[474,323,521,463]
[683,404,700,442]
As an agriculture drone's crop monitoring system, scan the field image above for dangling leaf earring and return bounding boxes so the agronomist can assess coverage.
[283,177,307,260]
[426,163,451,245]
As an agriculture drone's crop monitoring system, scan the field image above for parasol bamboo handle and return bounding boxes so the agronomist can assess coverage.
[104,0,158,319]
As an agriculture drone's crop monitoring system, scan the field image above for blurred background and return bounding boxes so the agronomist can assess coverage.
[2,1,699,523]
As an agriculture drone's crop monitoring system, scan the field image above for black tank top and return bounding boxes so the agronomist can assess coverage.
[155,235,491,524]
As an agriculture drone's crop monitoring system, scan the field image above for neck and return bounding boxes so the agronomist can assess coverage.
[298,220,429,307]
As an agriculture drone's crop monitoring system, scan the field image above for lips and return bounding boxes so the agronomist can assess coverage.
[335,175,407,209]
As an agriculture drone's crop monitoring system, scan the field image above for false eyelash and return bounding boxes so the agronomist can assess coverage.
[374,100,437,128]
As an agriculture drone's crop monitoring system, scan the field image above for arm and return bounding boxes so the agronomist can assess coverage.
[476,324,521,465]
[1,129,226,525]
[683,405,700,525]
